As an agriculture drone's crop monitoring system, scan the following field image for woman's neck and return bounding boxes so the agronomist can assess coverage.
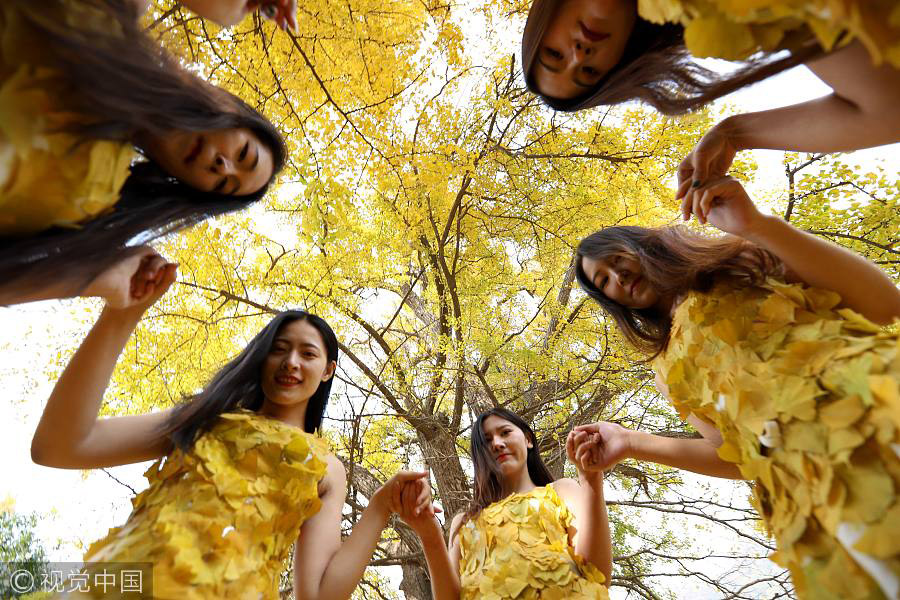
[501,468,537,496]
[258,400,308,430]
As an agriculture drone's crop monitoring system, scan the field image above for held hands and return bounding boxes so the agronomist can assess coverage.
[676,122,739,201]
[678,176,766,239]
[85,247,177,313]
[373,471,441,532]
[393,474,443,535]
[567,422,633,475]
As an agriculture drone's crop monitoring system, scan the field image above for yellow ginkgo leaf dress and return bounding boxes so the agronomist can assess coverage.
[0,1,135,236]
[638,0,900,66]
[62,410,329,599]
[458,485,609,600]
[654,279,900,600]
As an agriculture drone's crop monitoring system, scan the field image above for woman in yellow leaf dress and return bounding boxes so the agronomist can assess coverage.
[573,176,900,599]
[521,0,900,206]
[29,255,432,599]
[0,0,287,309]
[395,407,613,600]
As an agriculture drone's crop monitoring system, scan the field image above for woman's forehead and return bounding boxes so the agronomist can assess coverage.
[275,319,323,346]
[482,415,515,433]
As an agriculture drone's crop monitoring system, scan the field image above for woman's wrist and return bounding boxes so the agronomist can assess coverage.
[715,115,748,152]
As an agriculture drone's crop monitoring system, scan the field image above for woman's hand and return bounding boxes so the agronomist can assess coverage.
[83,248,176,310]
[676,121,739,203]
[681,176,766,238]
[395,476,442,536]
[569,422,633,473]
[370,470,431,521]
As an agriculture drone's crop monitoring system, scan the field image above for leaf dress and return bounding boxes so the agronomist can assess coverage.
[653,279,900,599]
[62,411,329,599]
[0,1,134,236]
[458,485,609,600]
[638,0,900,66]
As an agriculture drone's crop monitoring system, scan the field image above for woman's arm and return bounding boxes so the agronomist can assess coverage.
[554,469,612,585]
[395,479,460,600]
[30,256,178,469]
[572,408,744,480]
[293,466,431,600]
[686,176,900,324]
[677,41,900,192]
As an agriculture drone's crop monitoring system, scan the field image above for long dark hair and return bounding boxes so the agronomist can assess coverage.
[575,225,782,357]
[0,0,287,300]
[521,0,823,114]
[161,311,339,452]
[463,407,555,523]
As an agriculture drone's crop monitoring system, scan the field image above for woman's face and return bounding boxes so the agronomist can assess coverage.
[482,416,532,477]
[532,0,637,100]
[581,252,660,309]
[261,319,335,407]
[178,0,295,28]
[145,127,274,196]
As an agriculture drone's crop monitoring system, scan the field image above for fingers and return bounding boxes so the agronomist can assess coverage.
[573,423,600,434]
[414,477,431,516]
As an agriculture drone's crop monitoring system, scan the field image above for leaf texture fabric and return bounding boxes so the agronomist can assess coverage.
[459,485,609,600]
[654,279,900,599]
[638,0,900,65]
[64,410,328,599]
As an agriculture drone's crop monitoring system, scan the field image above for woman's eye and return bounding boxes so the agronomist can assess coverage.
[259,3,279,19]
[239,142,249,162]
[544,47,563,60]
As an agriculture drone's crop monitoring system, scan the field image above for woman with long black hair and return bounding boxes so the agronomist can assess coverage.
[521,0,900,196]
[573,176,900,598]
[0,0,288,308]
[30,256,432,599]
[396,407,613,600]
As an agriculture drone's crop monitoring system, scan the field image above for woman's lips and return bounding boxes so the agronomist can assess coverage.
[497,453,511,462]
[580,22,609,43]
[184,135,203,164]
[275,375,301,387]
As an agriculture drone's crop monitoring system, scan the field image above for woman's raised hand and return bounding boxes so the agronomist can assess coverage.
[676,123,739,202]
[394,475,442,535]
[568,422,633,474]
[680,176,766,238]
[83,247,177,311]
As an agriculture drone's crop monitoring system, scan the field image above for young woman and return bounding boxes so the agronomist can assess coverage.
[574,176,900,598]
[397,407,613,600]
[0,0,287,307]
[30,254,432,599]
[521,0,900,192]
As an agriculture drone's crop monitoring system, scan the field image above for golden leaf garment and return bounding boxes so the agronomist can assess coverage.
[59,410,329,599]
[638,0,900,65]
[653,279,900,599]
[0,1,134,236]
[458,485,609,600]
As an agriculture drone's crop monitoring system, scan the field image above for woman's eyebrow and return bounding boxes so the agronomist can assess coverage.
[251,145,260,170]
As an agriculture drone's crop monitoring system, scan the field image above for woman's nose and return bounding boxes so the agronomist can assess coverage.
[212,154,235,175]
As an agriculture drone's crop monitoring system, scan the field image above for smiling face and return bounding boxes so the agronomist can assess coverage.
[532,0,637,100]
[482,415,533,478]
[260,319,336,408]
[580,252,661,309]
[143,127,274,196]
